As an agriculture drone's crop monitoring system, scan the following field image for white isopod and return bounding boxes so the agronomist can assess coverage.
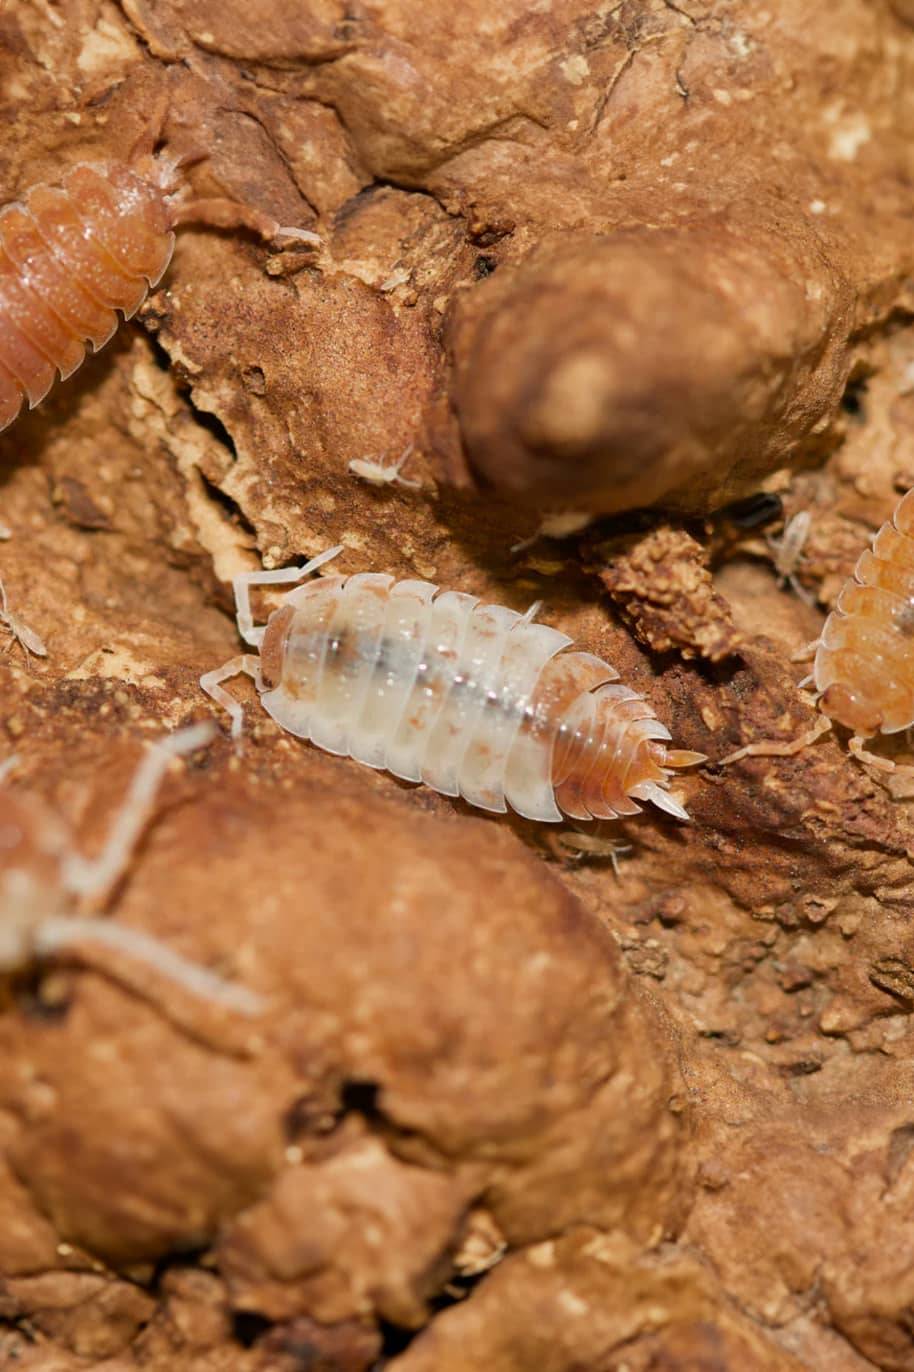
[0,574,46,663]
[200,549,704,823]
[348,444,420,489]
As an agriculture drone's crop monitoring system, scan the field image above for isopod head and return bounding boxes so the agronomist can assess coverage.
[818,681,886,736]
[259,604,295,690]
[64,162,176,287]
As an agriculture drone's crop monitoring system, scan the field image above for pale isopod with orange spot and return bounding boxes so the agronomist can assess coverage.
[200,549,705,824]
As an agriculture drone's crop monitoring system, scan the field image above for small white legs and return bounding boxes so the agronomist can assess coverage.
[1,723,263,1017]
[199,656,262,741]
[32,915,263,1016]
[233,545,343,646]
[202,545,344,739]
[0,575,47,664]
[61,722,216,902]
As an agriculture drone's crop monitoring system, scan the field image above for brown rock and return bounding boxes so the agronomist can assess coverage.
[595,524,742,661]
[448,221,853,514]
[0,1272,155,1360]
[5,1,914,1367]
[0,730,686,1351]
[389,1230,809,1371]
[220,1130,473,1324]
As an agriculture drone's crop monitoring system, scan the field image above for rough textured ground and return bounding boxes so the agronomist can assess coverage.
[2,1,914,1368]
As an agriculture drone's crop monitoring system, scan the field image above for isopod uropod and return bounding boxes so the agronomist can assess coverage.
[200,550,705,823]
[0,153,318,432]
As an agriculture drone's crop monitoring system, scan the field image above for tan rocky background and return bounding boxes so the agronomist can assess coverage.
[2,0,914,1367]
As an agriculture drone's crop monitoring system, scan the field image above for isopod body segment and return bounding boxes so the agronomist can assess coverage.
[0,162,175,430]
[0,153,319,433]
[200,552,704,823]
[814,488,914,738]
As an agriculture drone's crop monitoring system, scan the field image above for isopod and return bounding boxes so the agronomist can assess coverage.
[0,153,318,432]
[812,487,914,753]
[768,509,815,605]
[722,486,914,771]
[348,444,420,490]
[200,549,704,823]
[0,723,261,1017]
[0,574,46,663]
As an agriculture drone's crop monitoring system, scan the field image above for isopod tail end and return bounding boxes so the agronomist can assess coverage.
[642,782,691,822]
[664,749,707,769]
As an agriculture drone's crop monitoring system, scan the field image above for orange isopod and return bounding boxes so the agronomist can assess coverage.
[0,155,318,431]
[814,487,914,744]
[200,549,705,824]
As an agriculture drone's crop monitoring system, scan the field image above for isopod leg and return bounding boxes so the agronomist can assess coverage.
[168,196,321,249]
[232,545,344,646]
[790,638,820,664]
[61,722,216,904]
[719,714,832,767]
[200,655,262,740]
[848,735,897,773]
[847,735,914,798]
[34,915,263,1015]
[391,444,420,489]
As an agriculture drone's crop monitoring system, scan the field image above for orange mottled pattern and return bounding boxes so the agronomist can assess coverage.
[0,162,174,429]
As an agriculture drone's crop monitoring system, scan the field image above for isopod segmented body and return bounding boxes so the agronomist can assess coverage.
[814,487,914,738]
[0,155,318,432]
[201,550,704,823]
[0,161,176,430]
